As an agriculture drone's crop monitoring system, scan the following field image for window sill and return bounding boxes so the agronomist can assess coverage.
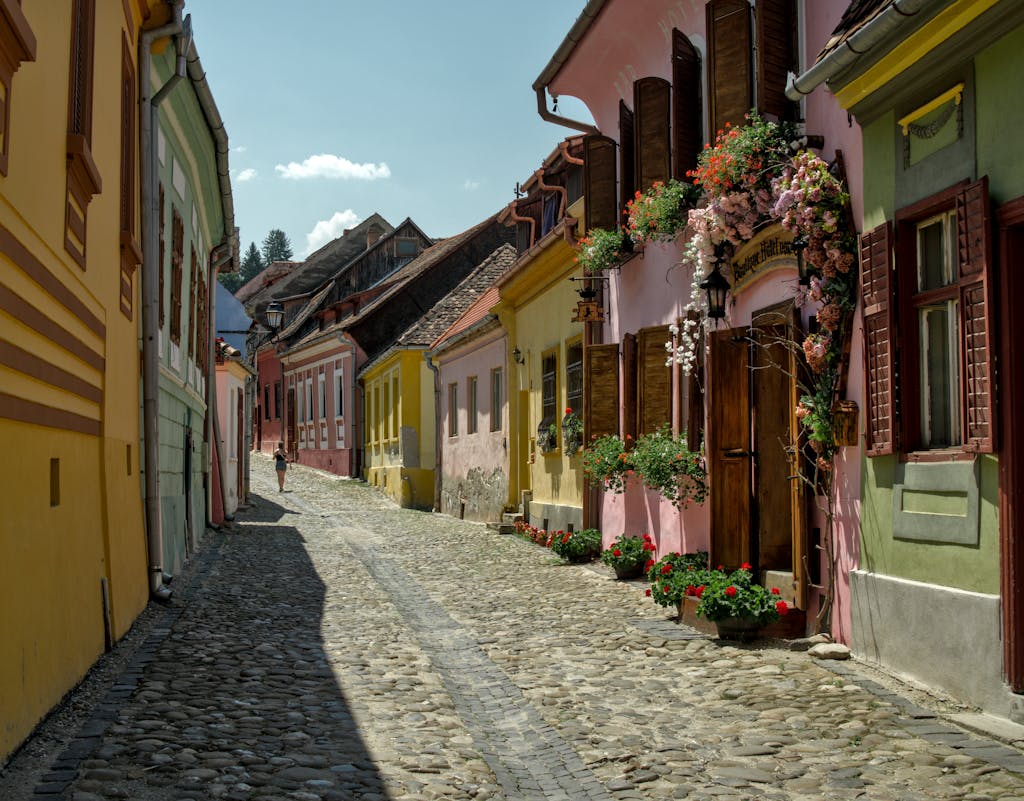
[900,449,977,464]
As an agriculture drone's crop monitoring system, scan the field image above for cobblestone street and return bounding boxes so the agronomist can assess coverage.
[11,456,1024,801]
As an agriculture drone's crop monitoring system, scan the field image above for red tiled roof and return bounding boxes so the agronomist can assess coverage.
[431,286,500,350]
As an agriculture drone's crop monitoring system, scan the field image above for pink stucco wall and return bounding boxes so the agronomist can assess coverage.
[546,0,863,640]
[437,329,509,522]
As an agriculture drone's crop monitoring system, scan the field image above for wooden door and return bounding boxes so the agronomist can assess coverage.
[709,328,752,569]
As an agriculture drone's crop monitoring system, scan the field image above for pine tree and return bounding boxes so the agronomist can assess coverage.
[261,229,293,265]
[240,242,264,283]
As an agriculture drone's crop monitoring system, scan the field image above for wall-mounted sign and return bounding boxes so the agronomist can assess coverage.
[572,300,604,323]
[730,225,796,294]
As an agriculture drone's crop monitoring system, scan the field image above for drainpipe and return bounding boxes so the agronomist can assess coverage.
[535,168,567,219]
[208,243,233,524]
[559,140,585,166]
[423,350,442,512]
[531,0,605,134]
[140,1,185,603]
[508,201,537,250]
[785,0,932,101]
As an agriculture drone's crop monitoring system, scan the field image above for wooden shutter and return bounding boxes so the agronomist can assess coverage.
[957,177,995,452]
[634,77,671,192]
[585,343,619,439]
[707,0,752,136]
[673,29,702,181]
[638,325,673,435]
[158,184,165,328]
[756,0,796,121]
[861,222,896,456]
[583,134,618,232]
[622,333,637,442]
[686,311,705,451]
[619,100,635,218]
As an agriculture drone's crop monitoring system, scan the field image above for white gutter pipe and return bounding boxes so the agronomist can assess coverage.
[785,0,934,101]
[140,1,185,603]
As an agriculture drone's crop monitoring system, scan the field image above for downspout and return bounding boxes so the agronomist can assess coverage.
[531,0,605,134]
[423,351,442,512]
[208,243,233,523]
[140,1,185,602]
[535,169,567,219]
[508,201,537,250]
[785,0,932,101]
[559,141,585,166]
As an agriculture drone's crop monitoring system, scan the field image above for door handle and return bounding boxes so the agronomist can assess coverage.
[723,449,749,458]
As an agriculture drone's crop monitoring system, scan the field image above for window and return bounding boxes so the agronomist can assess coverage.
[863,178,995,456]
[118,33,139,318]
[448,383,458,437]
[318,373,326,422]
[585,343,620,439]
[187,249,198,360]
[305,376,313,423]
[565,342,583,418]
[64,0,99,268]
[468,376,478,435]
[490,368,502,431]
[541,351,558,431]
[170,209,183,345]
[392,375,399,435]
[274,381,281,420]
[383,378,391,439]
[619,100,635,218]
[396,237,419,258]
[673,29,702,181]
[0,0,36,176]
[335,370,344,418]
[296,381,304,423]
[264,385,270,421]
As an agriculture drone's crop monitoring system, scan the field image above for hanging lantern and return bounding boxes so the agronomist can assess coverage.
[792,235,811,285]
[265,300,284,331]
[699,268,730,320]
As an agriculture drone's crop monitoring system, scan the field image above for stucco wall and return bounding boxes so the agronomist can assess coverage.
[976,24,1024,206]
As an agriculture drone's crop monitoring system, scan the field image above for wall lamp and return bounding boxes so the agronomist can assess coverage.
[512,346,525,364]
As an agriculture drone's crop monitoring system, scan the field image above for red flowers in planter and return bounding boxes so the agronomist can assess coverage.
[661,564,673,575]
[612,548,621,557]
[724,586,737,598]
[776,600,789,615]
[771,587,781,595]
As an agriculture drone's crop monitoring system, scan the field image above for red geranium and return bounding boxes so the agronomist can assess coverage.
[776,600,789,615]
[644,559,655,572]
[771,587,781,595]
[740,562,752,571]
[612,549,621,557]
[645,589,652,597]
[725,586,737,598]
[661,564,672,575]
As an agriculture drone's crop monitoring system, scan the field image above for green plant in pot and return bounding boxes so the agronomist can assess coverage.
[562,407,583,456]
[581,434,631,493]
[600,533,648,579]
[574,227,630,275]
[696,565,789,641]
[551,528,602,563]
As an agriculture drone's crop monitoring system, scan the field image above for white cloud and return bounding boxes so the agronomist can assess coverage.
[232,145,247,153]
[236,168,257,182]
[463,179,481,191]
[275,154,391,181]
[303,210,362,256]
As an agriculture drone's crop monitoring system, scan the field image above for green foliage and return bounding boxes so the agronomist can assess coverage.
[600,534,647,570]
[695,567,789,625]
[625,179,699,244]
[218,271,242,293]
[581,434,631,493]
[574,227,629,275]
[261,228,293,265]
[630,426,707,508]
[240,242,265,283]
[644,551,711,607]
[550,528,602,563]
[562,409,583,456]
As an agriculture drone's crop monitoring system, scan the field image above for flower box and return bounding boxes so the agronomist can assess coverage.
[831,400,859,447]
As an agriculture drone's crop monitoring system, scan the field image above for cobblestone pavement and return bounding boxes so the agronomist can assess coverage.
[16,456,1024,800]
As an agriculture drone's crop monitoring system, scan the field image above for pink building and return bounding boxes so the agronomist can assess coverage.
[536,0,864,639]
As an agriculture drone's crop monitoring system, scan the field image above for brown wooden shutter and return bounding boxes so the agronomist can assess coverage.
[756,0,796,121]
[673,29,702,181]
[158,184,165,328]
[619,100,635,219]
[585,343,620,439]
[707,0,752,136]
[861,222,896,456]
[686,311,705,451]
[622,333,638,442]
[957,177,995,452]
[638,325,673,435]
[634,77,671,192]
[583,134,618,232]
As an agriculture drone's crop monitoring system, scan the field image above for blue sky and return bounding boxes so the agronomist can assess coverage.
[185,1,595,258]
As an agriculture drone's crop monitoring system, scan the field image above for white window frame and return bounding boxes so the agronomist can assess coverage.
[335,370,344,419]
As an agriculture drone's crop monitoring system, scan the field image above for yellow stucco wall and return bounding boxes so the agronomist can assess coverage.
[495,237,584,515]
[0,2,157,760]
[362,350,434,508]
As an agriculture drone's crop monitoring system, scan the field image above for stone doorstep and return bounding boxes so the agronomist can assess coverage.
[950,712,1024,748]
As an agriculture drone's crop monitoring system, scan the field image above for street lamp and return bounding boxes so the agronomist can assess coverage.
[791,235,812,285]
[699,267,730,321]
[264,301,286,453]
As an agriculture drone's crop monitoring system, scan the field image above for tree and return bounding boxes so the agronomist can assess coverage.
[218,241,263,294]
[261,229,293,265]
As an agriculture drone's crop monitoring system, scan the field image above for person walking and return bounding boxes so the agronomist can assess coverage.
[273,442,288,492]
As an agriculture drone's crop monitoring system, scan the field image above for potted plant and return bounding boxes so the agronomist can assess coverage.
[625,178,699,244]
[551,528,602,564]
[581,433,632,493]
[630,425,707,508]
[600,533,648,580]
[695,565,789,641]
[537,421,558,453]
[574,227,630,275]
[562,407,583,456]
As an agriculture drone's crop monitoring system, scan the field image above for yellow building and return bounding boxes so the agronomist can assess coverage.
[0,0,169,761]
[494,144,586,531]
